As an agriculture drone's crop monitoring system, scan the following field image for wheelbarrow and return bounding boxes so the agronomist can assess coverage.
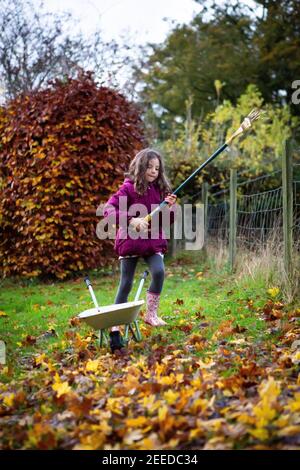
[77,270,149,347]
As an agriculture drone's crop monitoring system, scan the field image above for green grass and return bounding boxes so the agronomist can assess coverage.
[0,251,285,383]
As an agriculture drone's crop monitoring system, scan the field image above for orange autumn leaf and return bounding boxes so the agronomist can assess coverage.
[125,416,148,428]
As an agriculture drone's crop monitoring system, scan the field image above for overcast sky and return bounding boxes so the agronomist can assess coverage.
[36,0,203,44]
[29,1,260,90]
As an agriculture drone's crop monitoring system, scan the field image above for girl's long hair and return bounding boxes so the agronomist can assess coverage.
[125,148,172,196]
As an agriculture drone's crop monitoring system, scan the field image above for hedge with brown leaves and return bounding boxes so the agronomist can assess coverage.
[0,72,144,279]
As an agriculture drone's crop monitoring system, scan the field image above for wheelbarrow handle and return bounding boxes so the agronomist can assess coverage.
[134,270,149,301]
[84,276,92,288]
[84,275,100,310]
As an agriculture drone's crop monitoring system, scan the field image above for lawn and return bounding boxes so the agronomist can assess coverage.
[0,252,299,450]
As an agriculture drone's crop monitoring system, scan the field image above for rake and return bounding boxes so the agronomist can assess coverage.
[145,108,263,221]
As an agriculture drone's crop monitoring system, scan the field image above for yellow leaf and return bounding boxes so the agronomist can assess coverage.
[52,381,71,398]
[258,376,281,403]
[0,311,8,317]
[158,405,168,422]
[277,425,300,437]
[3,393,15,407]
[158,375,175,385]
[175,373,184,383]
[106,398,123,415]
[35,354,46,366]
[123,374,140,389]
[249,428,269,441]
[138,436,158,450]
[140,394,160,413]
[285,392,300,412]
[166,438,180,448]
[267,287,280,298]
[163,390,179,405]
[125,416,148,428]
[292,351,300,364]
[85,359,100,372]
[190,428,204,440]
[74,432,105,450]
[237,413,256,425]
[191,398,210,413]
[274,415,290,428]
[196,359,216,369]
[253,402,276,427]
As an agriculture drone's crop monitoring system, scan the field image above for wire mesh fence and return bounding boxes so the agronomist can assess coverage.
[207,198,229,241]
[294,179,300,245]
[191,164,299,251]
[236,187,283,248]
[171,147,299,265]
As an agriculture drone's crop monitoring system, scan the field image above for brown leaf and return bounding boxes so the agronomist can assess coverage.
[232,324,247,334]
[69,317,81,327]
[22,335,37,345]
[178,324,193,333]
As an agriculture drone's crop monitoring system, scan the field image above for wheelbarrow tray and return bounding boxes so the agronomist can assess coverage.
[77,300,144,330]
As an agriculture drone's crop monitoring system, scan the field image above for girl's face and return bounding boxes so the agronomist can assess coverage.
[145,157,160,183]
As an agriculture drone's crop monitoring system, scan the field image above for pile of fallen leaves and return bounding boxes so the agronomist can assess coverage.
[0,300,300,450]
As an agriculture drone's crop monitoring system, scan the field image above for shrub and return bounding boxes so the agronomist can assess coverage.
[0,72,145,279]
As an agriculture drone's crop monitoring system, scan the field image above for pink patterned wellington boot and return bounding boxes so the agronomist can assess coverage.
[144,291,166,326]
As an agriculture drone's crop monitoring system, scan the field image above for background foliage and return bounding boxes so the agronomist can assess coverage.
[136,0,300,138]
[160,85,298,197]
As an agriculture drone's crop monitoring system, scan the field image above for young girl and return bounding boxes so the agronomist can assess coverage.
[103,148,177,352]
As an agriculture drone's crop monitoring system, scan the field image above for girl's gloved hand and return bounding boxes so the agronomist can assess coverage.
[129,217,149,232]
[165,193,177,207]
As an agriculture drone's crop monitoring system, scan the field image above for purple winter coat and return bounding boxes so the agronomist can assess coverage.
[103,177,176,257]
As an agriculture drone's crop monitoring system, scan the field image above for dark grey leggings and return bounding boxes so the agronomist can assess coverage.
[114,254,165,303]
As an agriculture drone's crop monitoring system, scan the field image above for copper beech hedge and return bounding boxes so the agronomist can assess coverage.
[0,72,144,279]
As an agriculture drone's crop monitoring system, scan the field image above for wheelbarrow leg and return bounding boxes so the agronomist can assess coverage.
[131,321,142,341]
[124,320,142,343]
[99,329,109,348]
[84,276,107,348]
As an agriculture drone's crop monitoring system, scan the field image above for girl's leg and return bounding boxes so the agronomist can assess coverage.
[144,254,166,326]
[144,253,165,294]
[114,257,139,303]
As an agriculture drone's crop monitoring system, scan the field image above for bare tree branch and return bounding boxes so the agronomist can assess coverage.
[0,0,139,102]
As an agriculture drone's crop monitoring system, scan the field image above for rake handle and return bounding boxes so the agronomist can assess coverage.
[145,142,228,222]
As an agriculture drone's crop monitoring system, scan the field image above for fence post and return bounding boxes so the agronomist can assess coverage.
[282,139,293,276]
[201,182,209,247]
[229,169,237,272]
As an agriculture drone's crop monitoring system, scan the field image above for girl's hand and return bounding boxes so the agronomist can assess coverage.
[129,217,149,232]
[165,193,177,207]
